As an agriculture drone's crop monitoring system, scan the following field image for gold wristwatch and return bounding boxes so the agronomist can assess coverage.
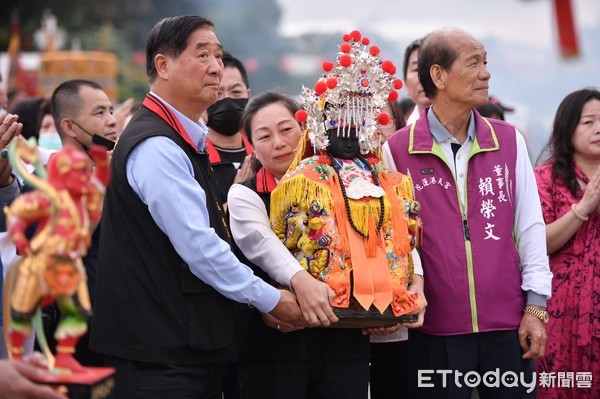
[524,306,549,324]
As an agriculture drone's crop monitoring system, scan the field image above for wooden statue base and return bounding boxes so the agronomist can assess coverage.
[32,367,116,399]
[331,301,417,328]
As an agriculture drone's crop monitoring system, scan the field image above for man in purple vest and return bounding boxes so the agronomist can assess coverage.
[383,28,552,399]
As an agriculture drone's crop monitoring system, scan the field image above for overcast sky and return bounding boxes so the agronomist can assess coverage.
[275,0,600,158]
[276,0,599,50]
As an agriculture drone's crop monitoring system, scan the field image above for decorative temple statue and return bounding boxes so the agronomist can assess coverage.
[3,138,113,397]
[270,30,423,327]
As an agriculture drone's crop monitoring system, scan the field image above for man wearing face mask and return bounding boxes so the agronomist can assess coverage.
[52,80,118,154]
[49,79,118,366]
[205,52,253,205]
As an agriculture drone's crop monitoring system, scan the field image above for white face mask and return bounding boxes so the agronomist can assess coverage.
[38,132,63,151]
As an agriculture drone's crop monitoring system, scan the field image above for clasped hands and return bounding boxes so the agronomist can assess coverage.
[264,270,336,333]
[0,113,23,187]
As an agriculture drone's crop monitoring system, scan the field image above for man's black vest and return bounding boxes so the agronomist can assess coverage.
[90,106,237,364]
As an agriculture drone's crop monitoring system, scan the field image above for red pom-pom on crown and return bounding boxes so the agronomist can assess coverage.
[314,81,328,96]
[322,60,334,72]
[326,78,338,89]
[361,37,370,46]
[349,30,362,42]
[377,113,390,125]
[387,90,399,102]
[342,33,351,42]
[369,46,380,56]
[393,79,403,90]
[295,109,308,123]
[381,60,395,74]
[340,43,352,54]
[339,54,352,68]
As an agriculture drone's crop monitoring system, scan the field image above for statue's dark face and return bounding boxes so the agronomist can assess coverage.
[327,128,359,159]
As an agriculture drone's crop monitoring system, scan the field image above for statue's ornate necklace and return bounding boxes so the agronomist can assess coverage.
[328,154,385,238]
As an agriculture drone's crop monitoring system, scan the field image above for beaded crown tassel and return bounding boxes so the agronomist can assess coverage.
[271,30,423,327]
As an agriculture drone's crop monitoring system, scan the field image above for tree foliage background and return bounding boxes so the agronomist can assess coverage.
[0,0,351,102]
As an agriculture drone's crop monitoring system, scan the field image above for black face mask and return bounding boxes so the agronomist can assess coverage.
[70,118,116,151]
[92,134,116,151]
[206,97,248,136]
[327,128,359,160]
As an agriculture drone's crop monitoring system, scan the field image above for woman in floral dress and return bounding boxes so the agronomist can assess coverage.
[535,88,600,399]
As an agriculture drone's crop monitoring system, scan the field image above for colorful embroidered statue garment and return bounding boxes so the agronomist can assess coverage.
[270,30,423,322]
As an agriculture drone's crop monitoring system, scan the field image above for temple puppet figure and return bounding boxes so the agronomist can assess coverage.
[3,139,109,373]
[270,30,423,326]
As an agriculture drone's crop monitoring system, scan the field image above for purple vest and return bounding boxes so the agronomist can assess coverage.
[387,109,525,335]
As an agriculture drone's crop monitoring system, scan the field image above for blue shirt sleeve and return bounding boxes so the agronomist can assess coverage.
[126,136,280,313]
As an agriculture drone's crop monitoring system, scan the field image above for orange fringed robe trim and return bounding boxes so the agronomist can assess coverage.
[271,155,422,316]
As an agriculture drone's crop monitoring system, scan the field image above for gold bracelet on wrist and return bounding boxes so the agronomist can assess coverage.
[571,203,589,222]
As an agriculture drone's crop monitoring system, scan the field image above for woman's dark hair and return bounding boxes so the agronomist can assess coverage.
[11,97,46,140]
[418,30,460,100]
[399,97,415,121]
[242,91,301,172]
[146,16,214,83]
[402,38,423,80]
[537,88,600,196]
[388,100,407,130]
[40,97,52,118]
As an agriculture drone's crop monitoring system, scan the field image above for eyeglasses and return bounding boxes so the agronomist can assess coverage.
[217,88,249,100]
